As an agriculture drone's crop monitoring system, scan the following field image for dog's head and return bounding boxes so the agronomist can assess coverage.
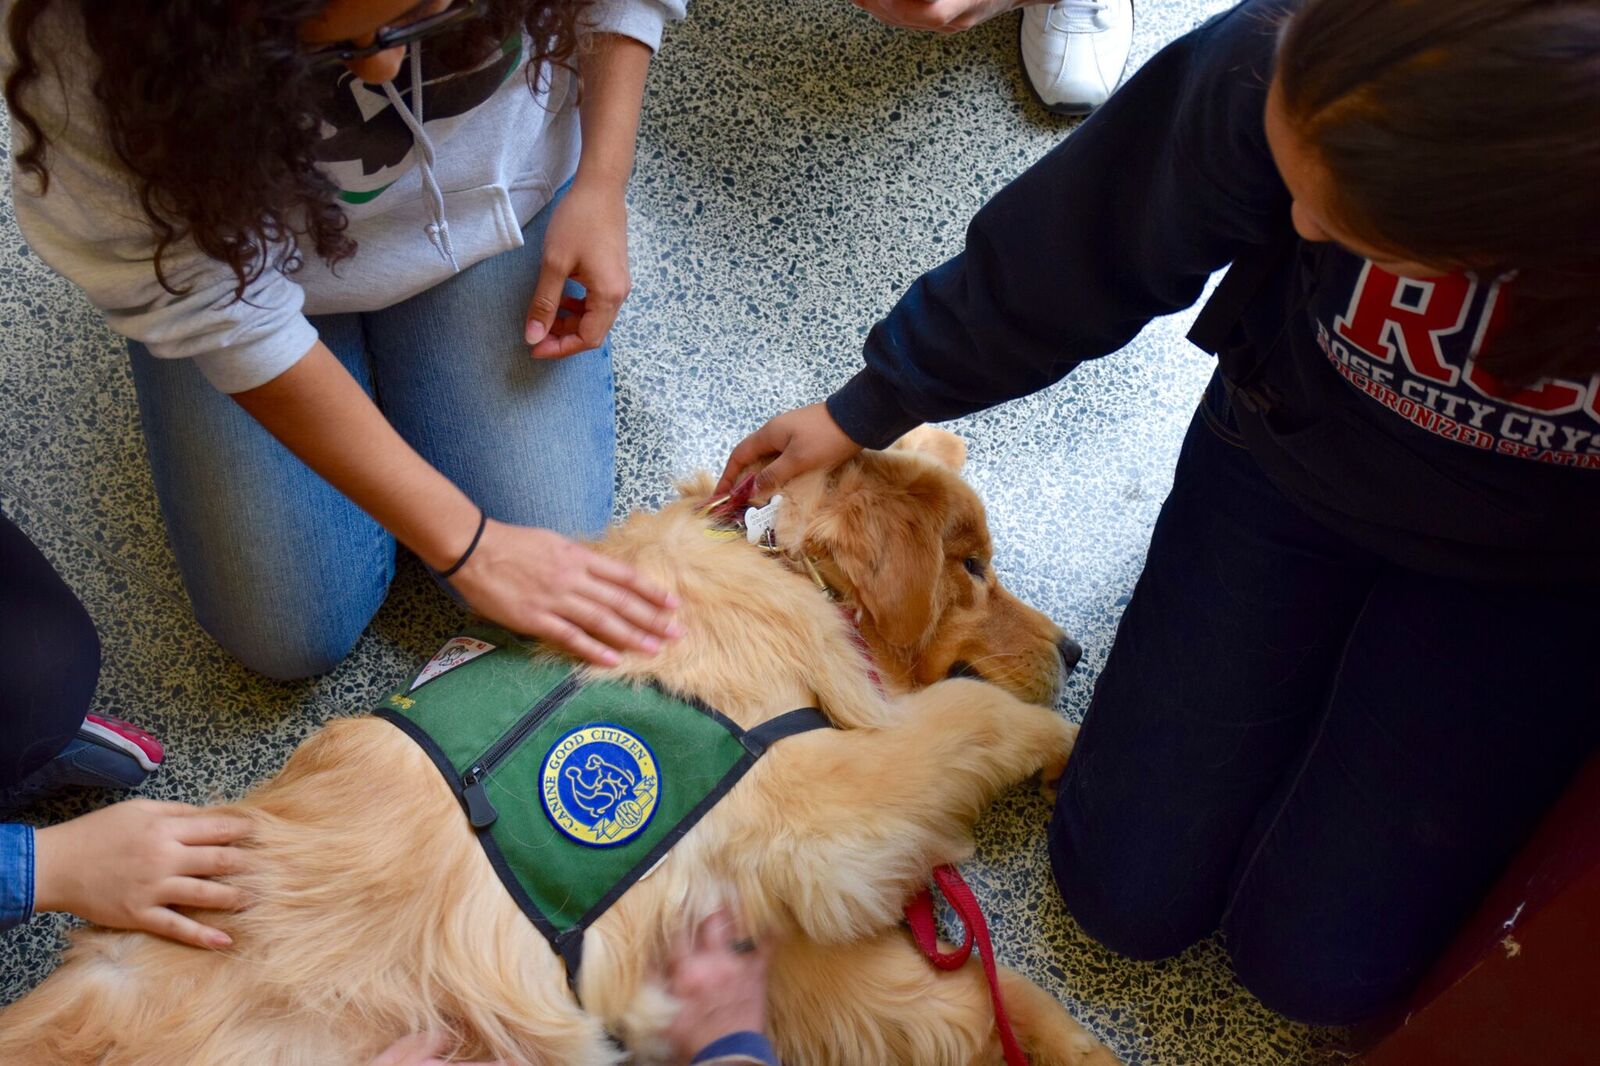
[777,427,1079,707]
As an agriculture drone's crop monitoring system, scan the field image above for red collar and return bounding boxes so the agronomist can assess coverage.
[700,474,758,528]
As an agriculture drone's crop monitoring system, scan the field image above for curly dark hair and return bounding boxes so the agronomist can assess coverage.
[4,0,593,299]
[1278,0,1600,387]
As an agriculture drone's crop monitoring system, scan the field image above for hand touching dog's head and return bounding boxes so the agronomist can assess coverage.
[782,427,1077,708]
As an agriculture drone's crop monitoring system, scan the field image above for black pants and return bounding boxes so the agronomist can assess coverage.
[1049,373,1600,1026]
[0,508,99,790]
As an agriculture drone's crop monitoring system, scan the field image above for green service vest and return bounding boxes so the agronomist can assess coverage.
[375,627,829,985]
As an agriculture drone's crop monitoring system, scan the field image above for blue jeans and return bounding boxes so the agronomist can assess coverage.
[1049,371,1599,1027]
[129,188,615,680]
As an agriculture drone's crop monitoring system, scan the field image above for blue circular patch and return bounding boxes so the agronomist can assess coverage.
[540,723,660,848]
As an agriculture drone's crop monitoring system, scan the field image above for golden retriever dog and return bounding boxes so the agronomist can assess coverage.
[0,428,1118,1066]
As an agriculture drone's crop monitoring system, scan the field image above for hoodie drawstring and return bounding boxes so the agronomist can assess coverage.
[382,43,460,272]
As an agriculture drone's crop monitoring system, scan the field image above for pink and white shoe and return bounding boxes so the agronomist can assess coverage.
[81,714,166,773]
[0,714,166,813]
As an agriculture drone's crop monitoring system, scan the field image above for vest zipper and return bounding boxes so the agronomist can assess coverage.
[460,672,582,829]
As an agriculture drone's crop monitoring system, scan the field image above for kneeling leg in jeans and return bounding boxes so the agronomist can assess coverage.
[0,509,99,791]
[1049,379,1599,1026]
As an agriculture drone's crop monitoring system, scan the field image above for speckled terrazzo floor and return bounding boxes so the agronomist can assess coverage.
[1,1,1352,1062]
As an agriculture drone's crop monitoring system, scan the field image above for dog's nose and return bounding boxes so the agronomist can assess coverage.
[1057,636,1083,674]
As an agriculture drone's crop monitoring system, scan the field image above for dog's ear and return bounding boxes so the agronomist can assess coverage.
[802,459,949,649]
[889,426,966,474]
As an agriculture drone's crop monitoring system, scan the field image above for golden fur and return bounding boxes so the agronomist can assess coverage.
[0,429,1118,1066]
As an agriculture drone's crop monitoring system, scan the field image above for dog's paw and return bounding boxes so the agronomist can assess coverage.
[1037,720,1079,803]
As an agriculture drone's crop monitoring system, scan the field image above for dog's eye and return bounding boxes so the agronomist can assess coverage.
[962,556,986,579]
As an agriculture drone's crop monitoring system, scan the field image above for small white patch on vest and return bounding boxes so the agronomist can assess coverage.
[411,636,497,690]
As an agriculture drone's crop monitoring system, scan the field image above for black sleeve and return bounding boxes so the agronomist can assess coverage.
[826,0,1297,449]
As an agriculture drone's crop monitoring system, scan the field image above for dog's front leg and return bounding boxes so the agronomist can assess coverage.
[741,678,1077,944]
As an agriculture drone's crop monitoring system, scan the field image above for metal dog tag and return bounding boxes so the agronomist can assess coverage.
[744,496,783,547]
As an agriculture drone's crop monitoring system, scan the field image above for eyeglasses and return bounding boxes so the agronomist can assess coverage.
[305,0,489,67]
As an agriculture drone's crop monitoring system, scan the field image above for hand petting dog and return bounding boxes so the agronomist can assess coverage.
[447,522,683,668]
[664,910,775,1066]
[717,402,862,497]
[31,800,252,950]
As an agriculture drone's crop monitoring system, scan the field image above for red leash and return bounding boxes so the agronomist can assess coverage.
[905,865,1030,1066]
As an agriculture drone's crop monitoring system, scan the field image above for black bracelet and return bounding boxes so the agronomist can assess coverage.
[438,508,487,579]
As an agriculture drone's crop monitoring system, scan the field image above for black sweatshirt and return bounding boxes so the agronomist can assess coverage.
[826,0,1599,583]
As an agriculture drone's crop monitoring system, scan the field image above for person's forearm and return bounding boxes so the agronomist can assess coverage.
[834,9,1289,446]
[231,342,479,571]
[574,33,653,191]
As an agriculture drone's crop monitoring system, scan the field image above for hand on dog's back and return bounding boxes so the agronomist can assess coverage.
[30,800,252,950]
[444,523,684,667]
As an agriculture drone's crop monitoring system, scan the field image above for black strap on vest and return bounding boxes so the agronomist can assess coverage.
[556,929,585,998]
[1187,229,1300,412]
[740,706,830,756]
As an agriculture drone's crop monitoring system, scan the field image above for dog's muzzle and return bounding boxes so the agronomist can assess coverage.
[944,633,1080,705]
[1056,636,1082,674]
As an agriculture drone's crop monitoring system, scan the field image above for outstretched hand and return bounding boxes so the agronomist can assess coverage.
[525,178,631,360]
[446,521,681,667]
[850,0,1036,32]
[715,403,862,497]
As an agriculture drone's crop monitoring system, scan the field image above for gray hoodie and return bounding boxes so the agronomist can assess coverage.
[0,0,684,394]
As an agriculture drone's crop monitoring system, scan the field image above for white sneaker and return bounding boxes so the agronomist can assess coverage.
[1019,0,1134,116]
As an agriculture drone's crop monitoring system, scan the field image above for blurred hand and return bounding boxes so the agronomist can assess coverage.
[526,177,631,359]
[716,403,862,497]
[850,0,1039,33]
[32,800,252,949]
[663,910,772,1064]
[369,1033,505,1066]
[448,521,682,667]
